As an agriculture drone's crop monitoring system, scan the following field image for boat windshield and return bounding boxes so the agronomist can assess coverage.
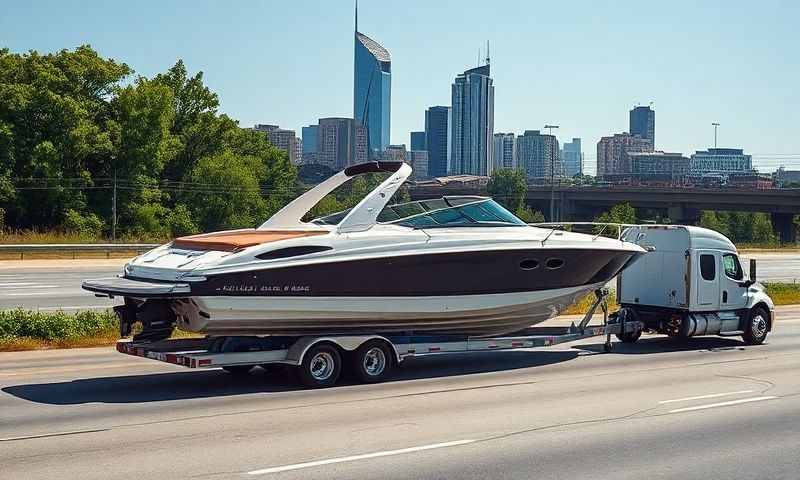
[312,197,528,228]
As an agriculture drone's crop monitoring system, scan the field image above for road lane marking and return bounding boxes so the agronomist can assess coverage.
[658,390,754,404]
[246,439,476,475]
[0,289,63,296]
[668,396,777,414]
[0,428,110,442]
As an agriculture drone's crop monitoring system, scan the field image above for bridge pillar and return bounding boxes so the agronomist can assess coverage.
[771,213,797,244]
[667,206,700,226]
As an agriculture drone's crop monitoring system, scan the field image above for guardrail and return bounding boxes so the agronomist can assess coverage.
[0,243,159,260]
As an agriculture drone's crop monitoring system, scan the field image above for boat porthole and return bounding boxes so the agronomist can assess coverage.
[519,259,540,270]
[545,258,565,270]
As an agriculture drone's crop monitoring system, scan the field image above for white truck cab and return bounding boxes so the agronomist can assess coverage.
[615,225,774,345]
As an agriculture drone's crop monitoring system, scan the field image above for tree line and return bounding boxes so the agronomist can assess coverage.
[0,46,297,240]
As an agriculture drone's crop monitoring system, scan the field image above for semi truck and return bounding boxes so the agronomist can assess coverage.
[614,225,774,345]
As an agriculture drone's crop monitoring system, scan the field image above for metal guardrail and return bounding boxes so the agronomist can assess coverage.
[0,243,159,260]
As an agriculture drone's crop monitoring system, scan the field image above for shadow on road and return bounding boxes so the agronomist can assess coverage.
[574,335,749,354]
[2,350,578,405]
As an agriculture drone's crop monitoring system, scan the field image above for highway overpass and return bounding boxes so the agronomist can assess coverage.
[409,184,800,242]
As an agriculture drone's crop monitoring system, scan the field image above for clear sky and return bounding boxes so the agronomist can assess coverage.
[2,0,799,174]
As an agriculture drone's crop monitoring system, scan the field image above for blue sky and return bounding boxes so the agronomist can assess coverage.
[2,0,799,173]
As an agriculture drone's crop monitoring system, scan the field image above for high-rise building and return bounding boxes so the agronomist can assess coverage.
[425,106,451,178]
[253,124,299,164]
[451,64,494,176]
[629,105,655,147]
[354,4,391,157]
[493,133,516,170]
[307,117,368,170]
[380,144,429,180]
[301,125,318,158]
[294,137,302,164]
[561,138,582,177]
[410,131,426,152]
[596,132,653,178]
[689,148,753,175]
[516,130,559,179]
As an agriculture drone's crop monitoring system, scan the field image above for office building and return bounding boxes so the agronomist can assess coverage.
[516,130,559,179]
[303,117,367,170]
[627,151,689,181]
[408,150,429,180]
[451,64,494,175]
[425,106,451,178]
[493,133,516,169]
[302,125,318,157]
[629,105,655,147]
[410,131,426,152]
[561,138,582,177]
[253,124,299,164]
[689,148,753,175]
[596,132,653,178]
[354,6,391,156]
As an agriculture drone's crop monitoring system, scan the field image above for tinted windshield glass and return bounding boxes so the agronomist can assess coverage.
[387,199,527,229]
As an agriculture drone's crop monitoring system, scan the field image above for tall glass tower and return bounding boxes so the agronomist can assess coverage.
[354,3,391,157]
[451,64,494,176]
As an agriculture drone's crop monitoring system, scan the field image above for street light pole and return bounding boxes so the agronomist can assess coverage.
[712,122,720,149]
[544,125,560,221]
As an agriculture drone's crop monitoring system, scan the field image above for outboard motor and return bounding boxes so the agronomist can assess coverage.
[114,299,176,342]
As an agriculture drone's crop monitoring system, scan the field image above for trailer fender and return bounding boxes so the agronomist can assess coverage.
[287,336,400,366]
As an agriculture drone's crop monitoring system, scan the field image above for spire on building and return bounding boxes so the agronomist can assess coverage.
[355,0,358,33]
[486,40,490,65]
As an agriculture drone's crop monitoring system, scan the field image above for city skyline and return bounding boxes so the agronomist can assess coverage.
[4,1,799,174]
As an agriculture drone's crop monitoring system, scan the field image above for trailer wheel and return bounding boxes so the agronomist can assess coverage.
[614,307,642,343]
[222,365,254,376]
[297,343,342,388]
[742,307,769,345]
[352,340,394,383]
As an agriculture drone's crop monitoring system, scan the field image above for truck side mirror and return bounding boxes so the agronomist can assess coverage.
[749,258,757,283]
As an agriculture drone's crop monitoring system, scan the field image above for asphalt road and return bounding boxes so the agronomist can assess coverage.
[2,308,799,479]
[1,252,798,311]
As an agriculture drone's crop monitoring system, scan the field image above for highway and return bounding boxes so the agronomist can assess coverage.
[1,252,798,311]
[2,308,799,479]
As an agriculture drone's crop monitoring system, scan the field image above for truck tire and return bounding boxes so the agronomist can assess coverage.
[352,340,394,383]
[742,307,769,345]
[615,307,642,343]
[297,343,342,388]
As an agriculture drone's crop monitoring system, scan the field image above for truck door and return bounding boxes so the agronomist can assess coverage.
[720,253,748,311]
[696,250,720,310]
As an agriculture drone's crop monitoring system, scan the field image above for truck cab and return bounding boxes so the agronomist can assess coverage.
[616,225,774,345]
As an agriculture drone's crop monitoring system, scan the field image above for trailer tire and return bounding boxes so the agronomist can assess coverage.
[222,365,254,376]
[297,343,342,388]
[352,340,394,383]
[742,307,769,345]
[615,307,642,343]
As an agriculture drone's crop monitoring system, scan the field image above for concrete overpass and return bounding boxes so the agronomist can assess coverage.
[408,185,800,242]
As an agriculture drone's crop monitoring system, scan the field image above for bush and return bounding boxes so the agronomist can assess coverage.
[63,209,105,239]
[0,309,117,341]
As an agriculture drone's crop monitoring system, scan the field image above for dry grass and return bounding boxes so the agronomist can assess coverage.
[561,291,620,316]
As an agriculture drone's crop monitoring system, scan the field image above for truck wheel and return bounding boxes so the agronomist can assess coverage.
[615,307,642,343]
[352,340,394,383]
[222,365,254,376]
[742,307,769,345]
[297,343,342,388]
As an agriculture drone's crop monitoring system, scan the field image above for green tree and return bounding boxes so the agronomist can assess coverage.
[515,205,545,223]
[487,168,527,212]
[699,211,731,238]
[593,203,636,237]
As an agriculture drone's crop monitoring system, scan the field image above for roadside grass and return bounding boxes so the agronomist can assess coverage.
[0,229,168,244]
[0,309,199,352]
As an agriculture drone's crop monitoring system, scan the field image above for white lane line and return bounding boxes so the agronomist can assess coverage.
[35,305,113,311]
[658,390,754,404]
[246,439,476,476]
[0,282,44,287]
[669,396,778,414]
[0,289,62,296]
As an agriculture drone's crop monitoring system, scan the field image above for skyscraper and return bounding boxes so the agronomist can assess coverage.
[516,130,559,179]
[410,131,426,151]
[311,117,368,170]
[301,125,318,158]
[354,3,391,157]
[561,138,582,177]
[253,124,299,164]
[424,106,451,178]
[493,133,516,169]
[629,105,655,147]
[451,64,494,175]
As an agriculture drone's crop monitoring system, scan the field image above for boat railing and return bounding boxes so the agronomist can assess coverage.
[531,222,646,243]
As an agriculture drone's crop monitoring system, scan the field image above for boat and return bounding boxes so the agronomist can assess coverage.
[82,162,646,340]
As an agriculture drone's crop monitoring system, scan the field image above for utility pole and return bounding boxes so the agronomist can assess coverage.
[112,166,117,242]
[712,122,720,149]
[544,125,559,221]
